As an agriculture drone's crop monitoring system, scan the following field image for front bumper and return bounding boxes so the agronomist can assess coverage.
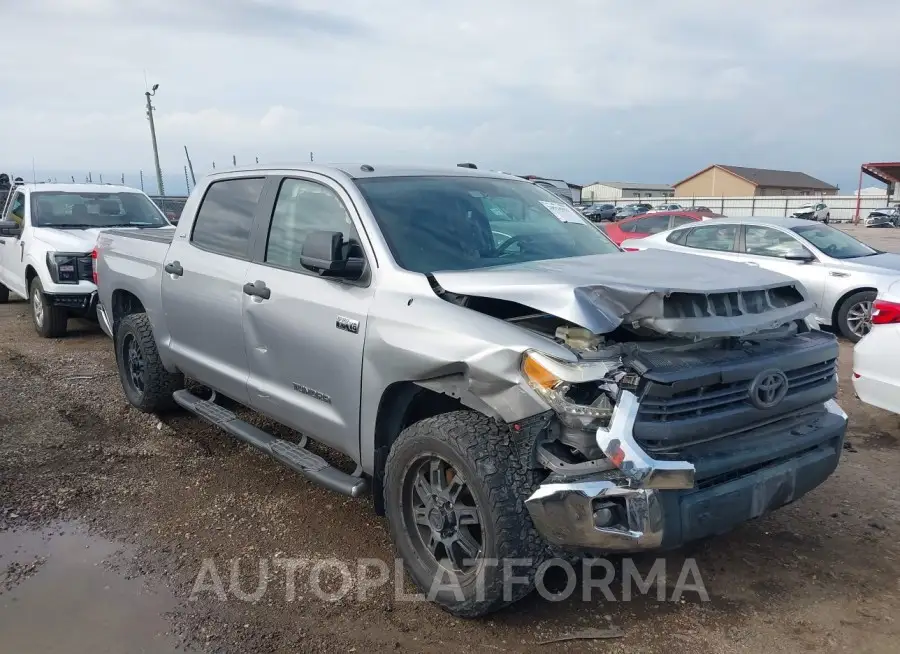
[46,291,98,318]
[525,393,847,552]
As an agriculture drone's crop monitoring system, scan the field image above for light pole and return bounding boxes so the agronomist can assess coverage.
[145,83,165,196]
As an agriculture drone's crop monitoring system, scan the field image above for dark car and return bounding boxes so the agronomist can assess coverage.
[614,204,650,220]
[583,203,617,221]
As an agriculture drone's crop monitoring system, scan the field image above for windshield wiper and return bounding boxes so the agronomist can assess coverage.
[41,224,89,230]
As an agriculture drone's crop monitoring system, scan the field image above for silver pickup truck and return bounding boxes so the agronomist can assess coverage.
[94,164,848,617]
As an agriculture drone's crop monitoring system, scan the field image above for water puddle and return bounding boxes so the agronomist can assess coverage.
[0,521,183,653]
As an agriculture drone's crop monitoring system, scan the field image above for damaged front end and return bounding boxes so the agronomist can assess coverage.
[429,250,846,553]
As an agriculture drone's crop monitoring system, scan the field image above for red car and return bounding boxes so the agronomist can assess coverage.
[603,211,712,247]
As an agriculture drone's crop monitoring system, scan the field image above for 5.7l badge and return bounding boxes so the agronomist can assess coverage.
[335,315,360,334]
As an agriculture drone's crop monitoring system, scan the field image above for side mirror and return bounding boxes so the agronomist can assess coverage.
[784,247,815,262]
[300,231,364,278]
[0,219,21,237]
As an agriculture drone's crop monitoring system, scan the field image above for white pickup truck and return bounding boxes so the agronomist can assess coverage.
[0,183,172,337]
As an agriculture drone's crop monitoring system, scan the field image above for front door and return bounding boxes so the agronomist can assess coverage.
[738,224,828,310]
[243,175,374,458]
[160,176,267,403]
[0,190,28,297]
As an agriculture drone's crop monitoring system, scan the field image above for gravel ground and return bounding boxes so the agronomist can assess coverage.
[1,295,899,651]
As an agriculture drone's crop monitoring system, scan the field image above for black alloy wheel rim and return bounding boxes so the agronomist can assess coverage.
[402,454,484,575]
[124,333,146,394]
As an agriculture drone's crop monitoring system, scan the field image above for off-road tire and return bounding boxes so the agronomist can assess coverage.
[384,410,547,618]
[115,312,183,412]
[0,284,8,303]
[30,277,68,337]
[837,290,877,343]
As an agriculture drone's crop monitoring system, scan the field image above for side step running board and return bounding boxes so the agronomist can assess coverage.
[173,390,368,498]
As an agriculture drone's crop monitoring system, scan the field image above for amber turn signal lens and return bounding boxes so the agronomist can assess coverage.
[522,353,560,390]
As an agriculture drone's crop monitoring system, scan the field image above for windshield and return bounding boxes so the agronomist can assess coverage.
[31,191,169,228]
[792,224,878,259]
[355,176,619,273]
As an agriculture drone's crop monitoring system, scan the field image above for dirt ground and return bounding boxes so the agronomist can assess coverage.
[1,267,899,651]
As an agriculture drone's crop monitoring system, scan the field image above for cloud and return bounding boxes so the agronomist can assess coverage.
[2,0,899,193]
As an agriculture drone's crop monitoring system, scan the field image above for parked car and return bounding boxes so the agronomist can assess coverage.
[613,204,649,220]
[0,183,171,337]
[864,207,900,227]
[791,202,829,223]
[853,281,900,415]
[95,165,847,617]
[649,203,684,212]
[620,216,900,341]
[582,203,616,221]
[686,206,717,215]
[603,211,708,246]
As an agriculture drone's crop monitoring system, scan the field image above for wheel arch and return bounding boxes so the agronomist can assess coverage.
[831,286,877,328]
[24,265,40,297]
[110,289,146,334]
[371,382,466,515]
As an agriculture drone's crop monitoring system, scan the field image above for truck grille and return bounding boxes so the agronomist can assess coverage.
[637,358,836,422]
[663,285,804,318]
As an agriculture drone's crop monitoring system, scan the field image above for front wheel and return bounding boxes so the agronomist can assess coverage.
[115,313,184,412]
[837,290,876,342]
[0,284,8,304]
[384,411,547,617]
[823,213,830,224]
[30,277,68,337]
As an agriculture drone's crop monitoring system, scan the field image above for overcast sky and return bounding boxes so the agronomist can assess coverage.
[3,0,898,194]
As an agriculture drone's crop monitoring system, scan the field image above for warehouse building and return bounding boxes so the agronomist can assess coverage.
[581,181,674,200]
[674,165,839,197]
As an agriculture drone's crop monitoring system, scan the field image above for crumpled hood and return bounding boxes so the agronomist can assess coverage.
[431,250,815,338]
[34,228,107,253]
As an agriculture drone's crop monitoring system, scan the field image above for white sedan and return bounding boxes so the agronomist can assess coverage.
[620,216,900,342]
[853,281,900,415]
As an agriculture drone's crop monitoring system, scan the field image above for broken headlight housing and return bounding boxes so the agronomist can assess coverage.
[521,350,621,431]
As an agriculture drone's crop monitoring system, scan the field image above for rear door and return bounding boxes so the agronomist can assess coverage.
[242,174,376,458]
[161,175,267,403]
[737,224,828,308]
[0,190,27,296]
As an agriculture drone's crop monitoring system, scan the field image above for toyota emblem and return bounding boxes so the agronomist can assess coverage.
[749,369,789,409]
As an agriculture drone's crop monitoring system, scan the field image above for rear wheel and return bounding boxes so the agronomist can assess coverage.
[823,213,830,224]
[837,290,876,342]
[115,313,184,412]
[30,278,68,338]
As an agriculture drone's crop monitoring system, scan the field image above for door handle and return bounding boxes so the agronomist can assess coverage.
[164,260,183,276]
[0,239,5,244]
[242,281,271,300]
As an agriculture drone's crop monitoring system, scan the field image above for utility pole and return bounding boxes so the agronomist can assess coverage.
[232,154,236,166]
[310,151,314,162]
[144,83,165,196]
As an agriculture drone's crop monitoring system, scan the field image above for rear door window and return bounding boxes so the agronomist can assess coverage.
[684,224,738,252]
[191,178,266,258]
